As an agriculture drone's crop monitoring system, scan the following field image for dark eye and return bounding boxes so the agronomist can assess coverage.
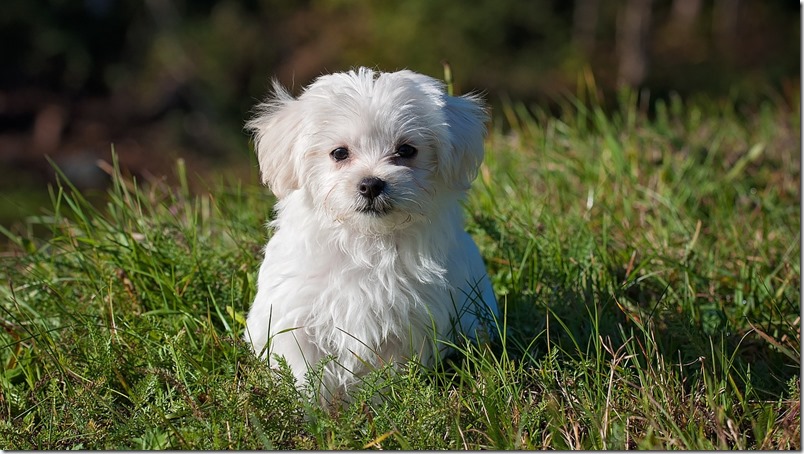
[396,144,417,158]
[331,147,349,161]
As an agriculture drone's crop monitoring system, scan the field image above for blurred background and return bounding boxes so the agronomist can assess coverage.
[0,0,799,228]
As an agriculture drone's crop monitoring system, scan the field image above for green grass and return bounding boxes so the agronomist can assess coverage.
[1,88,800,449]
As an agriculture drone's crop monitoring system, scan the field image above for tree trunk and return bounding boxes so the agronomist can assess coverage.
[616,0,653,88]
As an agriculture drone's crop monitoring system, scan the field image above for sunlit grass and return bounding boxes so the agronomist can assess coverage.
[1,88,799,449]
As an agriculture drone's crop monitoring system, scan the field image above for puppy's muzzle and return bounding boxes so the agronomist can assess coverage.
[356,177,392,215]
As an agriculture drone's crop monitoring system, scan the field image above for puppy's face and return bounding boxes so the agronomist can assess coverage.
[248,68,488,234]
[301,72,446,232]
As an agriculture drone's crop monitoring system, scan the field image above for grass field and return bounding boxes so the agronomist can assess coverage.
[1,86,800,449]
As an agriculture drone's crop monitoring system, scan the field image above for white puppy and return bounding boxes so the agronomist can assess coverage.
[244,67,498,399]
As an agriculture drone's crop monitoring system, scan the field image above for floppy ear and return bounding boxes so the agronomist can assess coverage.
[440,93,489,191]
[246,81,306,199]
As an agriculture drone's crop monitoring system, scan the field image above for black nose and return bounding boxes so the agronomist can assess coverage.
[357,177,386,199]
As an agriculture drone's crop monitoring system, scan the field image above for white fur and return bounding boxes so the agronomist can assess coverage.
[244,68,498,399]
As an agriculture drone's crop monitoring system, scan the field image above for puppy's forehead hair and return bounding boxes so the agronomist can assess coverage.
[302,68,449,142]
[304,69,438,109]
[306,67,444,98]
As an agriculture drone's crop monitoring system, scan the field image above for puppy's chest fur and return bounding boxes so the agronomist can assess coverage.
[318,236,450,333]
[265,202,459,363]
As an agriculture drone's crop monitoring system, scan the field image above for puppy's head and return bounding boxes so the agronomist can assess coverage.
[247,68,488,233]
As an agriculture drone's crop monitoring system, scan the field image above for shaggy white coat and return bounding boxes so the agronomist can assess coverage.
[244,68,498,399]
